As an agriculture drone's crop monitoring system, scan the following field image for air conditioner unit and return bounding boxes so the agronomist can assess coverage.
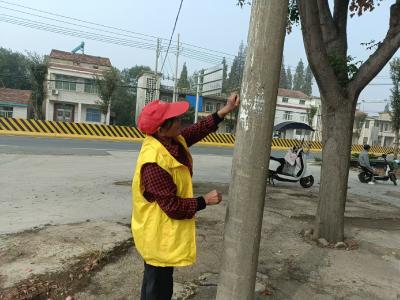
[52,89,59,95]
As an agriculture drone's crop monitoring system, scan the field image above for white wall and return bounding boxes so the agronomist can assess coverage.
[44,65,110,124]
[12,106,28,119]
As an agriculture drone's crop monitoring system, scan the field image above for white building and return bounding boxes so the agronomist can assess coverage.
[355,112,397,147]
[274,89,321,140]
[0,88,31,119]
[135,74,322,137]
[43,49,112,124]
[135,71,161,124]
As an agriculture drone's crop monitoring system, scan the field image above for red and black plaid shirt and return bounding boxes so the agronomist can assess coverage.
[141,113,222,220]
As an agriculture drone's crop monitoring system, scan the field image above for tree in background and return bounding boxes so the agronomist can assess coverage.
[28,53,47,120]
[286,67,293,90]
[189,71,200,92]
[222,57,228,94]
[119,65,151,123]
[303,64,314,95]
[177,62,190,90]
[353,110,367,144]
[293,59,305,91]
[389,57,400,158]
[306,105,317,126]
[96,67,119,124]
[279,58,288,88]
[181,106,195,124]
[226,41,246,91]
[0,48,31,90]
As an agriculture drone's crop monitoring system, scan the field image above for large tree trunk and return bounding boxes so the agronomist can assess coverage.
[314,96,356,243]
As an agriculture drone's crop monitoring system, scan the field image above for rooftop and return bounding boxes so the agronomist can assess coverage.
[0,88,31,105]
[49,49,112,67]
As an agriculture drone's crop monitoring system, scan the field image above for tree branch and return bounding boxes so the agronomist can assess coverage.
[317,0,336,45]
[350,1,400,99]
[298,0,342,100]
[332,0,349,57]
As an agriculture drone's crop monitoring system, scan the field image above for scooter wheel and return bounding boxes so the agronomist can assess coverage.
[389,173,397,186]
[300,175,314,188]
[358,172,372,183]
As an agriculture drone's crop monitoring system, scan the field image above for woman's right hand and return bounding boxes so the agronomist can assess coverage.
[204,190,222,205]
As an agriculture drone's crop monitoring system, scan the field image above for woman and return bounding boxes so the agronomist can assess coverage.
[132,93,239,300]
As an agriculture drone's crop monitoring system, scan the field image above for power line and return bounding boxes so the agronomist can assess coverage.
[160,0,184,73]
[0,1,233,64]
[0,0,236,58]
[0,13,226,65]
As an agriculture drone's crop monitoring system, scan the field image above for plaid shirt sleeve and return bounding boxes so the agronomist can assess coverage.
[141,163,205,220]
[181,113,224,147]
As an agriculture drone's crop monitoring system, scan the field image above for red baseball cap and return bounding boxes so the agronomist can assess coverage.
[137,99,189,134]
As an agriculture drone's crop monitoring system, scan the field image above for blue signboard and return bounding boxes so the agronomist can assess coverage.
[185,95,203,112]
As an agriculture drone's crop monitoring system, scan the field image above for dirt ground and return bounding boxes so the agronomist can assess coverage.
[1,182,400,300]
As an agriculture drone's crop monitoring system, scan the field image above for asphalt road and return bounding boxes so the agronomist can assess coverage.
[0,135,235,156]
[0,135,322,159]
[1,134,399,235]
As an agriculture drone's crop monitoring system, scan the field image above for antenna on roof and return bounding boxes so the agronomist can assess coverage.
[72,42,85,54]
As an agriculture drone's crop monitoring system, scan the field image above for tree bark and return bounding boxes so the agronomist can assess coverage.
[394,130,399,159]
[216,0,288,299]
[314,97,356,242]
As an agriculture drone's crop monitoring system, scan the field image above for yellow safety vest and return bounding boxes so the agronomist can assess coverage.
[131,135,196,267]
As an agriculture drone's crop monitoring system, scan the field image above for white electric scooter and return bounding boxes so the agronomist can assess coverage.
[268,122,315,188]
[268,144,314,188]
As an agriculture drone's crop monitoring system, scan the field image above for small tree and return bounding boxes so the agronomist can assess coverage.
[28,53,47,120]
[96,68,120,124]
[303,65,314,95]
[226,42,246,91]
[353,111,367,144]
[286,66,293,90]
[279,58,288,88]
[293,59,305,90]
[222,57,228,94]
[177,62,190,90]
[390,57,400,158]
[306,105,317,126]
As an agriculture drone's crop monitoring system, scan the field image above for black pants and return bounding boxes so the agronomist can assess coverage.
[141,262,174,300]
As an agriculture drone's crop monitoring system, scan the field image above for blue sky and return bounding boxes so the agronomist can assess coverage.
[0,0,398,114]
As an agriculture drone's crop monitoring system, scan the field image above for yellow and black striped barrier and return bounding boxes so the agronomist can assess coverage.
[0,117,395,153]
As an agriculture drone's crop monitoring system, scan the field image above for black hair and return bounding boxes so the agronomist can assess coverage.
[363,144,371,150]
[160,117,177,131]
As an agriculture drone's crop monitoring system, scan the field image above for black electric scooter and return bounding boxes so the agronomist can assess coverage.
[358,154,397,185]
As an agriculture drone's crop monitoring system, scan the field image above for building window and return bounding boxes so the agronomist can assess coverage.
[385,123,390,131]
[365,120,369,128]
[282,97,289,103]
[86,108,101,122]
[374,121,379,128]
[205,102,215,112]
[363,137,368,144]
[299,99,306,105]
[300,113,306,122]
[0,106,13,118]
[296,129,303,135]
[55,74,77,91]
[84,79,97,94]
[283,111,292,120]
[145,77,156,104]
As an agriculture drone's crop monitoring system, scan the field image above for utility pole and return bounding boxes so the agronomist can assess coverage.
[154,38,161,99]
[194,70,202,123]
[173,33,180,102]
[216,1,288,299]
